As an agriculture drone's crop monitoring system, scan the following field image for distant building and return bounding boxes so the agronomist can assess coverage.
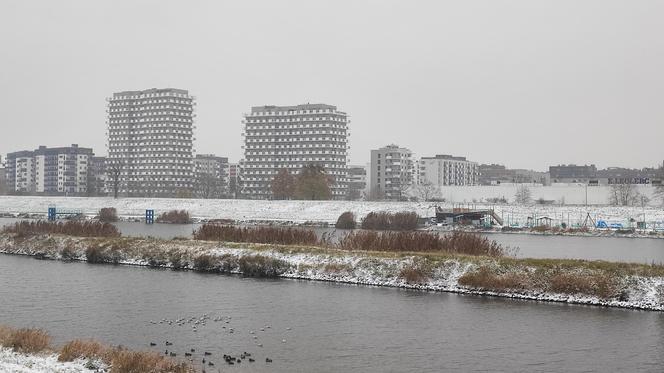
[347,165,367,200]
[549,164,597,183]
[478,164,512,185]
[228,163,240,198]
[370,145,414,200]
[194,154,229,198]
[5,145,93,195]
[418,154,478,187]
[596,167,660,185]
[107,88,195,197]
[479,164,549,185]
[89,156,107,196]
[0,156,5,195]
[241,103,349,199]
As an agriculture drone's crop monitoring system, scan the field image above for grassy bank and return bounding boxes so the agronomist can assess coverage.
[0,324,190,373]
[1,232,664,311]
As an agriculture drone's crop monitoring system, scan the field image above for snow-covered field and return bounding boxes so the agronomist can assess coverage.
[0,348,98,373]
[1,195,663,227]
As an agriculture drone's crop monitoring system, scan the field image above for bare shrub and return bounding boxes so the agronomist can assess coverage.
[4,328,51,353]
[238,255,290,277]
[168,252,188,270]
[399,265,430,284]
[193,224,319,246]
[549,272,618,299]
[85,245,110,264]
[59,339,106,362]
[2,220,120,238]
[60,244,78,260]
[109,348,190,373]
[155,210,191,224]
[338,231,505,257]
[98,208,118,223]
[458,266,528,291]
[335,211,356,229]
[360,212,419,231]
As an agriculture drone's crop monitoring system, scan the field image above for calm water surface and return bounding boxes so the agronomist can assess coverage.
[0,255,663,372]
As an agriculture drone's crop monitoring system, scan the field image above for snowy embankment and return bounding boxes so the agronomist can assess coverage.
[2,234,663,311]
[0,348,97,373]
[1,195,663,227]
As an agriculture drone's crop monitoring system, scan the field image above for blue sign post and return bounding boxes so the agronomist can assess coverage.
[145,209,154,224]
[48,207,56,221]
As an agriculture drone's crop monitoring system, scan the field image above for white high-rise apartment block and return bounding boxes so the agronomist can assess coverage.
[418,154,479,186]
[107,88,195,197]
[369,144,414,200]
[241,103,349,199]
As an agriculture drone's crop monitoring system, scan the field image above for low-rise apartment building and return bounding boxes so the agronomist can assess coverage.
[418,154,478,187]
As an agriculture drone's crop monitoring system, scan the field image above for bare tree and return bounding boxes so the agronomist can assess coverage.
[608,183,641,206]
[514,185,532,205]
[413,180,440,201]
[196,173,225,199]
[107,160,124,199]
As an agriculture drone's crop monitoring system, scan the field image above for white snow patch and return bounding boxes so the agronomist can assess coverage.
[0,348,102,373]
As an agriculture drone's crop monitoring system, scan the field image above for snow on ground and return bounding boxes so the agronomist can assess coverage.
[2,235,663,311]
[0,348,99,373]
[1,195,663,227]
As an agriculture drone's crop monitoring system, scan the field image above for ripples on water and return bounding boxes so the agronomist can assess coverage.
[1,255,663,372]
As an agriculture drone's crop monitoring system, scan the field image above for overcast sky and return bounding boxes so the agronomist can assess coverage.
[1,0,662,170]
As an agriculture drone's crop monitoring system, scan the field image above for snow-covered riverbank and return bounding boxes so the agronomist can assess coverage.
[0,348,98,373]
[2,233,663,312]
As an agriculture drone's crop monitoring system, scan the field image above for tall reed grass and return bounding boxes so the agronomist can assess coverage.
[193,225,320,246]
[2,220,120,238]
[0,325,191,373]
[337,230,506,257]
[360,211,419,230]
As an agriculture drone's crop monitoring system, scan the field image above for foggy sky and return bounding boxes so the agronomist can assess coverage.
[1,0,662,171]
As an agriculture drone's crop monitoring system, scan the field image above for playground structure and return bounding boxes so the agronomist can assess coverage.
[47,206,157,224]
[47,206,83,221]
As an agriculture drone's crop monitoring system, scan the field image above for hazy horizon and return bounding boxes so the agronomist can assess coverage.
[1,0,662,171]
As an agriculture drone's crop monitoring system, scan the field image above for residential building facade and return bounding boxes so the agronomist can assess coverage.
[241,103,349,199]
[88,156,107,196]
[107,88,195,197]
[347,164,367,200]
[5,145,93,195]
[418,154,478,187]
[194,154,229,198]
[549,164,597,183]
[369,145,414,200]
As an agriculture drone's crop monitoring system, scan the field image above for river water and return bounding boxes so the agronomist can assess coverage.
[2,218,664,264]
[0,254,662,372]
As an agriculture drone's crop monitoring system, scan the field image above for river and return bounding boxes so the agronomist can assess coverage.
[0,254,662,372]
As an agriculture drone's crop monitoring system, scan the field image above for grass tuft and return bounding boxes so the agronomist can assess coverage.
[156,210,191,224]
[98,208,118,223]
[238,255,290,277]
[335,211,356,229]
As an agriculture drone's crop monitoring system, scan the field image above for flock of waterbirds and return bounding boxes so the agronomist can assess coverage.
[148,313,292,371]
